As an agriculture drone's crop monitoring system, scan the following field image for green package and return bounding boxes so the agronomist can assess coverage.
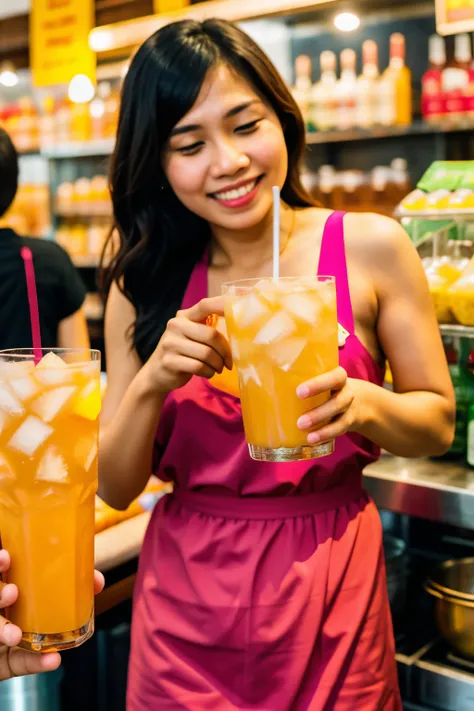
[458,165,474,190]
[417,161,473,192]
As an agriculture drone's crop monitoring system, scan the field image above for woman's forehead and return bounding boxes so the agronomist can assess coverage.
[179,64,261,123]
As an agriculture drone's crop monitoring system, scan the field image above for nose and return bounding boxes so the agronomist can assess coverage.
[210,137,250,179]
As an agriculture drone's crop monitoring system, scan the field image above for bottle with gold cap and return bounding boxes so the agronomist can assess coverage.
[382,33,412,126]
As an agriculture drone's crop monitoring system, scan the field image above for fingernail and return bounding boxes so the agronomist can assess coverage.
[297,416,311,429]
[308,432,320,444]
[297,385,310,398]
[3,624,17,646]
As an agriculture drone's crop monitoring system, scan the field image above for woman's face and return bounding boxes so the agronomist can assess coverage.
[163,63,288,233]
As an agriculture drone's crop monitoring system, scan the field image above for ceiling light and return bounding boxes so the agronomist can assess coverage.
[68,74,95,104]
[334,12,360,32]
[0,62,18,87]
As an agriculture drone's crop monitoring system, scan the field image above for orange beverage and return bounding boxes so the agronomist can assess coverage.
[0,349,101,653]
[223,276,338,462]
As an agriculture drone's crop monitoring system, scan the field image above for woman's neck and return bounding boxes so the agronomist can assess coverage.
[209,201,294,272]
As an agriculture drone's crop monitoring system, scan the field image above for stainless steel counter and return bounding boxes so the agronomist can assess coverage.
[364,455,474,530]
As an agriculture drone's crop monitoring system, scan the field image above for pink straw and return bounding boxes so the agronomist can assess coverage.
[21,247,42,362]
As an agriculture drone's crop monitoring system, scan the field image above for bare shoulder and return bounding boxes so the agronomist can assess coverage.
[344,212,413,259]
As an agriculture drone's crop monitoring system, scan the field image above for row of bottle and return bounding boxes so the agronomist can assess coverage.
[55,176,111,216]
[302,159,410,212]
[422,33,474,125]
[55,220,110,259]
[0,81,120,152]
[0,183,50,238]
[442,340,474,466]
[292,34,412,132]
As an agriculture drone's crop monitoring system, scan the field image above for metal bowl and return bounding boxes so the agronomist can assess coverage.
[425,557,474,659]
[427,556,474,601]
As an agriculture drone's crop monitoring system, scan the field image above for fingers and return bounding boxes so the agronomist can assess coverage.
[167,317,233,371]
[297,366,347,399]
[306,412,353,445]
[93,570,105,596]
[7,648,61,679]
[183,296,225,322]
[297,386,354,432]
[0,549,10,573]
[0,615,21,647]
[0,582,18,610]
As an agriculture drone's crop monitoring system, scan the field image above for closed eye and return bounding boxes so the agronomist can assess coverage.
[235,119,261,134]
[177,141,204,155]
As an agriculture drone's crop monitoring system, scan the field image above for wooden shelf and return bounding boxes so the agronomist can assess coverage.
[307,120,474,145]
[41,139,115,159]
[89,0,339,53]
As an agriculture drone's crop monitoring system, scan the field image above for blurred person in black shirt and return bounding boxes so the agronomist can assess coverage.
[0,128,89,350]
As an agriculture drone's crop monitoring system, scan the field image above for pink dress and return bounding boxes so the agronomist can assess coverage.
[127,212,402,710]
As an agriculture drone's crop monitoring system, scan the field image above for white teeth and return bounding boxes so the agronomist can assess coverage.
[215,180,256,201]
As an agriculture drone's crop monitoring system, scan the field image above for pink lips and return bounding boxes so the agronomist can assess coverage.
[212,179,261,209]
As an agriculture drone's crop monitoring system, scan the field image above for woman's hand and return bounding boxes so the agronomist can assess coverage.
[146,296,233,396]
[0,550,105,681]
[296,367,370,445]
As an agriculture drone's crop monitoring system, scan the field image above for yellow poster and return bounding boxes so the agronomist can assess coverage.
[31,0,96,88]
[436,0,474,34]
[154,0,190,14]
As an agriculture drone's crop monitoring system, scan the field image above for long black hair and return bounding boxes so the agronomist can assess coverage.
[106,18,315,363]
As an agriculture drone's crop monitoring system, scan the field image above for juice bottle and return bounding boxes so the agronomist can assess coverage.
[422,35,446,124]
[382,33,412,126]
[356,40,379,128]
[442,33,471,125]
[335,49,357,130]
[311,51,337,131]
[292,55,314,131]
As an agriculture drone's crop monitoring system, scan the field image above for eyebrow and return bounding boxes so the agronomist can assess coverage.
[169,100,262,137]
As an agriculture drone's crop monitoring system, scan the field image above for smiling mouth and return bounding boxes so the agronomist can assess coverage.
[210,176,263,202]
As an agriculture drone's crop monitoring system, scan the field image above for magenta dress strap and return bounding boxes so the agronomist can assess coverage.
[317,211,355,334]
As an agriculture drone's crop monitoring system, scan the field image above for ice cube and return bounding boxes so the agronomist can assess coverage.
[232,294,269,328]
[239,364,262,387]
[282,293,323,325]
[0,383,24,416]
[229,336,240,361]
[74,434,98,472]
[0,360,34,381]
[268,338,306,372]
[9,376,39,402]
[36,448,68,484]
[0,453,15,481]
[36,352,67,370]
[34,368,73,386]
[254,312,296,345]
[31,386,77,423]
[8,416,53,456]
[254,279,280,304]
[72,380,101,421]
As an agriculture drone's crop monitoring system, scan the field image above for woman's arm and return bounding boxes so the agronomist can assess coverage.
[98,284,165,510]
[99,285,231,510]
[297,214,455,457]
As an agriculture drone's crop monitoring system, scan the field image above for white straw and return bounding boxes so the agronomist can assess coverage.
[272,186,280,281]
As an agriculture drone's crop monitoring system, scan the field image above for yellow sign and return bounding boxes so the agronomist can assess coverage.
[154,0,190,14]
[436,0,474,34]
[31,0,96,88]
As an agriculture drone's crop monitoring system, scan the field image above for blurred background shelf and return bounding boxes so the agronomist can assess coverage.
[439,324,474,339]
[41,139,115,159]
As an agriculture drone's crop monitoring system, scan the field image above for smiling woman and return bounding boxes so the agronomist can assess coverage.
[106,19,314,364]
[98,17,454,711]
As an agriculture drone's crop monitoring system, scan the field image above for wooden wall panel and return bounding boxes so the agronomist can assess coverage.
[0,0,155,69]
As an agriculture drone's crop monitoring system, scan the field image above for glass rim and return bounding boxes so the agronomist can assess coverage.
[222,275,335,290]
[0,348,101,366]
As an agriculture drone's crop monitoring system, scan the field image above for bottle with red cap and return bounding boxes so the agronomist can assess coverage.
[422,35,446,124]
